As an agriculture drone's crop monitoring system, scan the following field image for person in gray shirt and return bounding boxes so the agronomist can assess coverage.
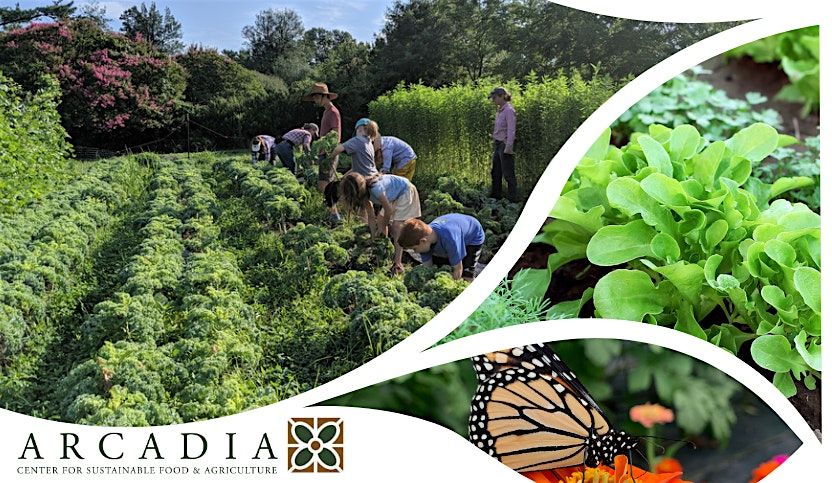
[328,118,379,177]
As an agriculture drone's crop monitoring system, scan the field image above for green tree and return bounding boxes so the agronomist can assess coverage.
[241,8,310,82]
[441,0,506,82]
[303,27,354,65]
[371,0,457,91]
[120,1,184,54]
[0,0,75,30]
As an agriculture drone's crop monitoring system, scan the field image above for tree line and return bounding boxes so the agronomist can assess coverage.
[0,0,734,151]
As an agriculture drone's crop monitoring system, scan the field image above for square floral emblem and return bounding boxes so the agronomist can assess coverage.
[287,418,344,473]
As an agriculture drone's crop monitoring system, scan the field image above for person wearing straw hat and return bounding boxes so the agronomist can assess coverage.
[250,134,277,164]
[304,82,342,223]
[489,86,517,202]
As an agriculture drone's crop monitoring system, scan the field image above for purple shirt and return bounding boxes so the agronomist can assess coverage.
[380,136,417,172]
[252,135,275,161]
[492,102,516,150]
[283,129,313,150]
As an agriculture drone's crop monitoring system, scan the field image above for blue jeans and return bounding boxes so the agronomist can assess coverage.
[274,140,296,172]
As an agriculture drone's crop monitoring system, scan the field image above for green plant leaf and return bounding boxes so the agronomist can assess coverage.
[772,372,797,398]
[692,141,726,187]
[607,177,676,235]
[594,270,669,321]
[585,128,612,161]
[545,288,593,320]
[793,267,820,313]
[586,220,656,266]
[750,335,807,373]
[638,134,672,176]
[793,330,821,371]
[669,124,701,161]
[674,303,707,340]
[725,123,780,162]
[704,219,729,250]
[650,233,680,262]
[641,173,689,206]
[511,268,550,301]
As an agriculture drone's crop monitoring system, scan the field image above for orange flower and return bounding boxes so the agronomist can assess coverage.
[630,403,674,428]
[655,457,683,474]
[524,455,692,483]
[749,454,788,483]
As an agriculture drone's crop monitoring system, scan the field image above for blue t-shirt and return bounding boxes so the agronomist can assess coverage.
[424,214,485,266]
[342,135,378,176]
[381,136,417,172]
[369,175,410,205]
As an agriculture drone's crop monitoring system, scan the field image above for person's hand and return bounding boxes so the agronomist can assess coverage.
[504,147,514,155]
[391,263,404,276]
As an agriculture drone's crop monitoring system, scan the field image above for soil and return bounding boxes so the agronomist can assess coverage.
[700,56,820,139]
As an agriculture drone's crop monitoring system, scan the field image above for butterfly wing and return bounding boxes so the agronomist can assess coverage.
[469,344,614,472]
[473,343,603,413]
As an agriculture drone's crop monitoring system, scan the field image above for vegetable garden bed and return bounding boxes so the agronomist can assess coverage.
[0,150,520,425]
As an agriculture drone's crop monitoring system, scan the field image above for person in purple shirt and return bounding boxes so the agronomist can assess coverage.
[250,135,277,164]
[489,86,518,202]
[373,135,418,180]
[274,123,319,173]
[397,214,485,280]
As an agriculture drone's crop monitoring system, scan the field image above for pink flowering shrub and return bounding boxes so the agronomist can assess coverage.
[0,19,185,145]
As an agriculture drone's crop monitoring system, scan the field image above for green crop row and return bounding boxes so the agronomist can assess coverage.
[369,72,619,193]
[0,157,149,367]
[53,158,285,425]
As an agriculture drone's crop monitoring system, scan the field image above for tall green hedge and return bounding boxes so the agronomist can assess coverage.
[369,72,619,192]
[0,73,71,214]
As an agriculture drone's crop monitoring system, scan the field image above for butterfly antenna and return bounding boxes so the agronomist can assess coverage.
[629,448,651,482]
[637,435,696,452]
[633,447,650,468]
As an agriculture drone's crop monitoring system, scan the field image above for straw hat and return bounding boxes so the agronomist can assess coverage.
[303,82,338,101]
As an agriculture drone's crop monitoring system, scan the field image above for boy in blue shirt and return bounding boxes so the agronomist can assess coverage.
[397,214,485,280]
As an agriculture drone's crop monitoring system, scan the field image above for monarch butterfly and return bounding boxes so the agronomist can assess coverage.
[468,343,638,472]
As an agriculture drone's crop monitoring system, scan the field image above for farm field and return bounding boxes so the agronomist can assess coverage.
[0,151,519,425]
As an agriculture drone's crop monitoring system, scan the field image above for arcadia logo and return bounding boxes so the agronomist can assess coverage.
[287,418,343,473]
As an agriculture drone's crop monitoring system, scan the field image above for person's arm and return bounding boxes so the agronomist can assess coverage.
[452,261,464,280]
[448,234,466,280]
[378,195,394,238]
[381,142,393,173]
[390,220,405,274]
[504,108,516,154]
[365,199,379,237]
[330,143,346,159]
[303,132,312,152]
[333,112,342,143]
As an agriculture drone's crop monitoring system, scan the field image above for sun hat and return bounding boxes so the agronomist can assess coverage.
[303,82,338,101]
[251,138,261,152]
[355,118,371,129]
[488,86,510,98]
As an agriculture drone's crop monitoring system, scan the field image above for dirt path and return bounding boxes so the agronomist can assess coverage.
[700,57,819,138]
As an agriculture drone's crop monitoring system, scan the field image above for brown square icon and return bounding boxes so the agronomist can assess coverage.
[288,418,344,473]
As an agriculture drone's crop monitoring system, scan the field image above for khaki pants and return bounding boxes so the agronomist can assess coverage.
[392,159,417,180]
